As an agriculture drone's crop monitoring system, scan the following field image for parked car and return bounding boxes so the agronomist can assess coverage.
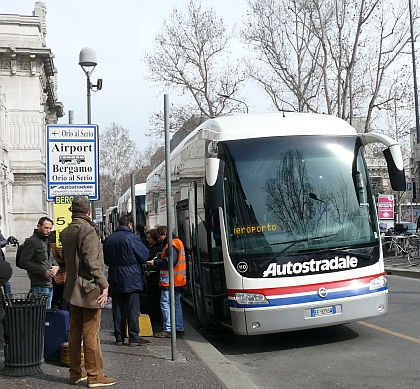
[394,222,417,235]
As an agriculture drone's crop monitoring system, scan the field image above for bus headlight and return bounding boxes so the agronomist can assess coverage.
[369,275,387,290]
[235,293,269,304]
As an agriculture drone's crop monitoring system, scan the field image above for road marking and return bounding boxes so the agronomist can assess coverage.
[357,321,420,344]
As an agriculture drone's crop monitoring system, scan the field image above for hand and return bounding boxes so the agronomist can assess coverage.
[97,287,108,308]
[50,266,59,276]
[44,269,55,279]
[146,260,154,266]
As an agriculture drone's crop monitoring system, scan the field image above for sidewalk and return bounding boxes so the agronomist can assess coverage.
[0,251,259,389]
[383,254,420,279]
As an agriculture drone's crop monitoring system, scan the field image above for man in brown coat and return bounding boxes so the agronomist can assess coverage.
[60,196,116,388]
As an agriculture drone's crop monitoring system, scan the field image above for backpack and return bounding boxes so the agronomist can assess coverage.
[15,242,25,269]
[16,238,50,269]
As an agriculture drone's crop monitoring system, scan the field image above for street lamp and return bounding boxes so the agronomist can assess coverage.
[408,0,420,199]
[79,47,102,125]
[79,47,102,221]
[218,93,249,113]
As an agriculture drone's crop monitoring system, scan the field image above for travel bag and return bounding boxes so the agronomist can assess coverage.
[44,309,70,359]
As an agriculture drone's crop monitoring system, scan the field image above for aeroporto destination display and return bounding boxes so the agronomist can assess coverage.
[46,125,99,200]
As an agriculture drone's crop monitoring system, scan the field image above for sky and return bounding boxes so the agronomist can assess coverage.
[1,0,272,152]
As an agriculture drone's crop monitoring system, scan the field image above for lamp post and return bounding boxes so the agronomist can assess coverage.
[79,47,102,221]
[218,93,249,113]
[79,47,97,125]
[408,0,420,197]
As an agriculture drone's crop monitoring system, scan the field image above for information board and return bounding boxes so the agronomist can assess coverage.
[46,125,99,200]
[378,194,394,220]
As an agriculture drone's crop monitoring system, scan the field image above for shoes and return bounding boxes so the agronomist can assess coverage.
[154,330,171,338]
[115,340,124,346]
[176,330,185,336]
[87,375,116,388]
[129,337,151,346]
[70,371,87,385]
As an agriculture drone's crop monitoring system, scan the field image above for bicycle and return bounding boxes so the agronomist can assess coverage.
[407,235,420,266]
[382,233,410,260]
[383,232,420,266]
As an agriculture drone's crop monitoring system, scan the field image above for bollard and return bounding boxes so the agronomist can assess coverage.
[1,293,48,376]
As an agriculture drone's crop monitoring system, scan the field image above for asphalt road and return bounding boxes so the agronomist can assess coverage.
[185,275,420,389]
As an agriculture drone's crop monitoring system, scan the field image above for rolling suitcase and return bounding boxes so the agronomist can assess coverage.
[44,309,70,360]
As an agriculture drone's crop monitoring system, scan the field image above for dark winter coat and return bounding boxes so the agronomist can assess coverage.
[0,231,6,261]
[147,241,163,262]
[103,226,149,293]
[19,230,57,288]
[0,257,12,346]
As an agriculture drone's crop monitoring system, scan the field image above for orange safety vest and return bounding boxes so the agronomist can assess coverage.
[159,237,187,288]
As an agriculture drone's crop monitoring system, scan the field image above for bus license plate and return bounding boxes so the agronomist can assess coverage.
[311,306,336,317]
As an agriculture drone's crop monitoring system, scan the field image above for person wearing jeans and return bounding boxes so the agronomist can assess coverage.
[19,217,59,310]
[160,288,184,334]
[146,225,186,338]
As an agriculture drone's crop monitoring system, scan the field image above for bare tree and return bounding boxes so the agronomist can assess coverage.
[99,123,138,208]
[132,141,163,182]
[243,0,323,112]
[243,0,418,132]
[146,103,206,138]
[381,71,413,149]
[144,0,246,137]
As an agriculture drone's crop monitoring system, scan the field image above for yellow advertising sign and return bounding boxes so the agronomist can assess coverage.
[53,196,91,247]
[54,196,88,247]
[53,202,72,248]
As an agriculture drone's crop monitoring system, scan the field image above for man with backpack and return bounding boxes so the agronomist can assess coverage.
[19,217,59,309]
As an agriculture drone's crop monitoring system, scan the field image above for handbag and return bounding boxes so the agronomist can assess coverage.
[69,228,102,309]
[70,276,102,309]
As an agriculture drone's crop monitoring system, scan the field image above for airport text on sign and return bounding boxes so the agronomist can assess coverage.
[46,125,99,200]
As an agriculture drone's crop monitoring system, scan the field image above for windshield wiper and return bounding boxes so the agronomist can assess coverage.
[258,233,338,269]
[313,247,373,260]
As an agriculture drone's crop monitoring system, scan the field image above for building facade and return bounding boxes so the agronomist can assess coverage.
[0,2,63,241]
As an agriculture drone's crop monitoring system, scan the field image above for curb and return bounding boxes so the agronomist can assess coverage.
[184,320,259,389]
[385,267,420,279]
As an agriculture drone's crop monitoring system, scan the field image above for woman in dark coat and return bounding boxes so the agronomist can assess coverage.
[145,229,163,323]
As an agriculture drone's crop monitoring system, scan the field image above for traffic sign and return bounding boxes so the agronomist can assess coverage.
[407,182,413,191]
[46,125,99,200]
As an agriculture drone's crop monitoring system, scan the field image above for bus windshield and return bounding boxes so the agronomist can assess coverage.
[219,135,379,277]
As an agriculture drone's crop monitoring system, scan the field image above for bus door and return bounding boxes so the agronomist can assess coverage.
[176,200,190,295]
[201,207,229,327]
[176,200,189,248]
[188,182,208,328]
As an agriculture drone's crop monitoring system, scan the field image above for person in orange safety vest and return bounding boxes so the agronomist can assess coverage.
[146,225,186,338]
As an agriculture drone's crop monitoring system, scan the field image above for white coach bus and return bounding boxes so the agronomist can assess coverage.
[146,112,405,335]
[117,183,147,228]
